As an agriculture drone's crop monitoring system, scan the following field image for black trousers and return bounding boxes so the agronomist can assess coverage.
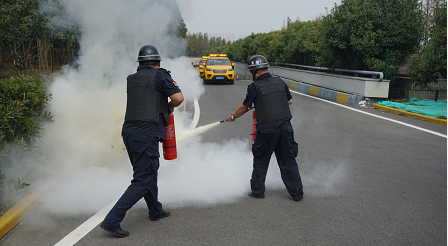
[251,121,303,200]
[102,134,164,229]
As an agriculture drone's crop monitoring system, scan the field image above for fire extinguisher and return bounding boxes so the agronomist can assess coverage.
[251,110,257,147]
[163,113,177,160]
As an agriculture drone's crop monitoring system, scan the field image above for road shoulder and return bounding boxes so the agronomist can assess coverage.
[373,103,447,126]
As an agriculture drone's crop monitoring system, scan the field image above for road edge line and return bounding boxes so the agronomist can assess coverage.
[290,90,447,138]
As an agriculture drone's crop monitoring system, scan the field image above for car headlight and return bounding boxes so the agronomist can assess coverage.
[227,68,233,71]
[207,68,212,71]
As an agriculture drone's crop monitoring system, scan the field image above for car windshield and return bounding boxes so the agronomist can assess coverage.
[208,59,230,66]
[200,60,207,65]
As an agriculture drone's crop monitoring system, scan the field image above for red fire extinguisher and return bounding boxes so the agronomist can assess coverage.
[251,110,257,147]
[163,113,177,160]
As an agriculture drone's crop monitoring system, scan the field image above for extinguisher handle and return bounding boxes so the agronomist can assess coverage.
[221,107,254,123]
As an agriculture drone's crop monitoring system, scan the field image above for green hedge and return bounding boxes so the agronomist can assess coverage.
[0,76,52,148]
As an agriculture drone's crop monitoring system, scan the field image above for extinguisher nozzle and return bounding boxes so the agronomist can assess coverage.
[220,120,227,123]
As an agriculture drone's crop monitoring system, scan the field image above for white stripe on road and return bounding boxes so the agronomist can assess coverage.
[290,90,447,138]
[54,97,201,245]
[54,199,117,246]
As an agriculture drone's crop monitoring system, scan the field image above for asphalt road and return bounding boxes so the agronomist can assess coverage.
[2,76,447,245]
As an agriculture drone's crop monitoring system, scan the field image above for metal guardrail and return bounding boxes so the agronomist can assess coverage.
[274,62,384,82]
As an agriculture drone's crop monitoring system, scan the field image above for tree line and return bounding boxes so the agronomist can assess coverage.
[0,0,188,76]
[185,32,231,57]
[203,0,446,85]
[2,0,445,84]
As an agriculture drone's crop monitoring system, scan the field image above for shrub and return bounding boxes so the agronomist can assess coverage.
[0,76,52,148]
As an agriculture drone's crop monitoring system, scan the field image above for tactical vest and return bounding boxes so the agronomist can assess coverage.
[124,68,169,124]
[253,76,292,124]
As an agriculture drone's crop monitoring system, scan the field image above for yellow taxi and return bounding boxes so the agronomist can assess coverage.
[197,56,208,78]
[203,54,235,85]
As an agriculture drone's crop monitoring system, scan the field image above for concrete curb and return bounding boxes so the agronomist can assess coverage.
[281,77,366,107]
[0,191,41,238]
[372,104,447,126]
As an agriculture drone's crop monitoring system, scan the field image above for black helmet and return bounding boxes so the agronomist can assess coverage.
[137,45,162,62]
[247,55,269,71]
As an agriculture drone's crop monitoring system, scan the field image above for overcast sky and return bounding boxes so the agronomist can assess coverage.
[178,0,342,36]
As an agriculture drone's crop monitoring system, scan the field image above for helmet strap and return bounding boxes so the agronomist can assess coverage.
[250,70,258,81]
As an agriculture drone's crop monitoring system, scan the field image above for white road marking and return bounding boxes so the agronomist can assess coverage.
[290,90,447,139]
[53,97,201,245]
[54,199,117,246]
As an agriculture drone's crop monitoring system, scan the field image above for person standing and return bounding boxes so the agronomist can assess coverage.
[226,55,303,201]
[100,45,184,238]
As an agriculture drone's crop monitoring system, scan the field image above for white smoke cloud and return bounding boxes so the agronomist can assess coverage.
[3,0,346,217]
[13,0,277,216]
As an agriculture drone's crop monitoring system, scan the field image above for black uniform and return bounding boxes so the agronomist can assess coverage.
[243,72,303,200]
[102,66,181,230]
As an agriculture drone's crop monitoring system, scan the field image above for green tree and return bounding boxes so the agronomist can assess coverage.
[319,0,424,75]
[223,18,323,65]
[0,0,48,75]
[420,0,444,45]
[186,32,198,56]
[282,20,323,65]
[177,20,188,38]
[39,0,80,67]
[226,34,256,62]
[410,1,447,85]
[186,32,233,57]
[264,30,286,63]
[239,33,257,61]
[221,38,226,47]
[209,37,216,49]
[250,32,275,61]
[226,38,242,61]
[197,32,204,55]
[0,0,81,75]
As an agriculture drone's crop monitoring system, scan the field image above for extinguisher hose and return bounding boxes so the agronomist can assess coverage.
[220,107,254,123]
